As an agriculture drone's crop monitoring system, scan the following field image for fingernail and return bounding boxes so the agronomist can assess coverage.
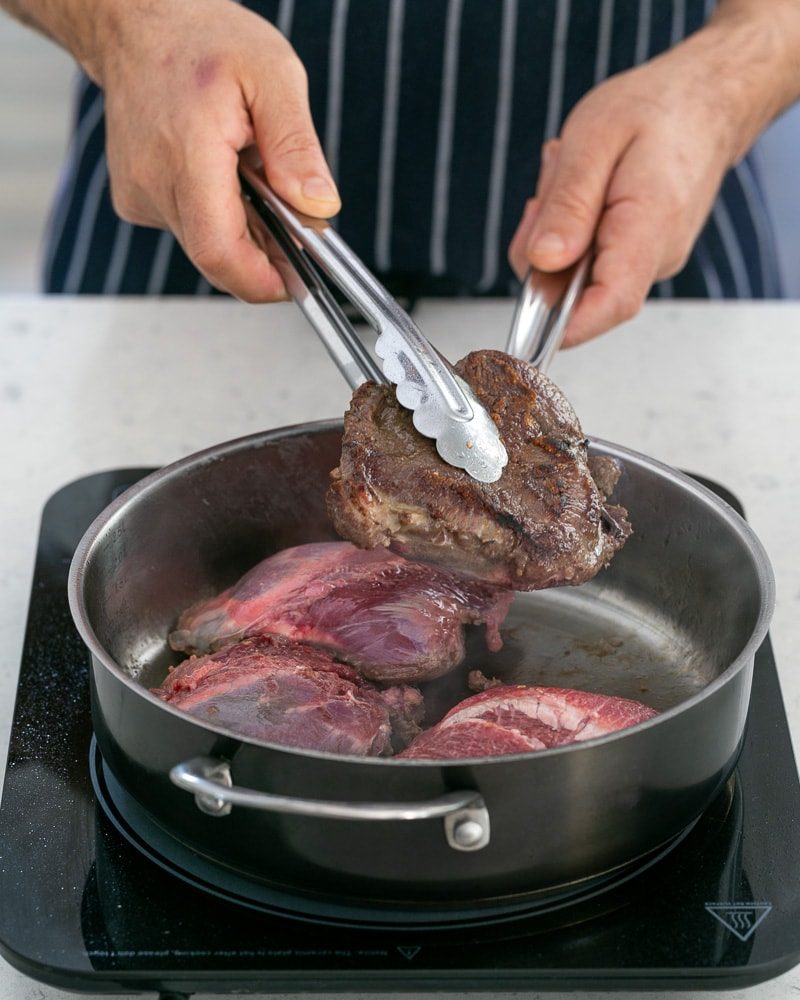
[302,175,340,203]
[531,231,566,257]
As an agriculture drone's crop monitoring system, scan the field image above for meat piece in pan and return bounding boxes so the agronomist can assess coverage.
[155,635,424,756]
[398,684,657,760]
[328,349,632,589]
[169,541,513,684]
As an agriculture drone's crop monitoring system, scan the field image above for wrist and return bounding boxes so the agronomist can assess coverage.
[76,0,139,86]
[0,0,117,80]
[683,1,800,163]
[27,0,167,87]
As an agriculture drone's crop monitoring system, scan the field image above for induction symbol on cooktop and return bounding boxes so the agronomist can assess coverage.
[704,902,772,941]
[397,946,422,960]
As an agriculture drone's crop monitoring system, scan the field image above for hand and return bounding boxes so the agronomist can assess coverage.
[508,30,755,347]
[93,0,339,301]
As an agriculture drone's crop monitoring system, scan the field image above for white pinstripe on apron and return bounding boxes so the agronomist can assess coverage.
[43,0,782,303]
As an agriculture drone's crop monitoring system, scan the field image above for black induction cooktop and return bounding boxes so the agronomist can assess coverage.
[1,469,799,997]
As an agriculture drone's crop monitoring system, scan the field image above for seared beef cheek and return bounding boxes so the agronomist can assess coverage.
[328,350,631,589]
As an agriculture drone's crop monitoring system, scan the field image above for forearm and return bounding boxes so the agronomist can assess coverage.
[2,0,133,83]
[682,0,800,161]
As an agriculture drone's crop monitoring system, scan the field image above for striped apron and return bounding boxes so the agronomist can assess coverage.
[42,0,782,301]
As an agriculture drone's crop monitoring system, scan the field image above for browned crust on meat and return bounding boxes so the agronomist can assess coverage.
[327,350,631,589]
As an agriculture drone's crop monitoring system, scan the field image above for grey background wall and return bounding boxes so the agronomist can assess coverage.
[0,16,72,292]
[1,14,798,295]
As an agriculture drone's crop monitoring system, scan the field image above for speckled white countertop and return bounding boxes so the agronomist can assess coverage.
[0,296,799,1000]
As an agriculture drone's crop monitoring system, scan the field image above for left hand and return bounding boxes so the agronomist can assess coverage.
[508,34,748,347]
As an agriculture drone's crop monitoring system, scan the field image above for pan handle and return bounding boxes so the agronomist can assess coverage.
[170,757,490,852]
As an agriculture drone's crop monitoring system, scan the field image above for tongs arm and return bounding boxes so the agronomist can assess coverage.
[238,147,508,484]
[505,255,622,534]
[506,255,592,371]
[240,173,384,391]
[239,148,471,422]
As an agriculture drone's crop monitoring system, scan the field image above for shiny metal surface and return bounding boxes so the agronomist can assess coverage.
[240,177,383,390]
[445,806,492,852]
[69,423,774,901]
[238,149,508,483]
[170,756,489,850]
[506,255,591,366]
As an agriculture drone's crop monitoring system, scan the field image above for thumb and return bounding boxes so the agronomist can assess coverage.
[526,139,616,272]
[253,62,341,218]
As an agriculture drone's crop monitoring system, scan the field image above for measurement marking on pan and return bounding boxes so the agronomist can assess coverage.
[705,902,772,941]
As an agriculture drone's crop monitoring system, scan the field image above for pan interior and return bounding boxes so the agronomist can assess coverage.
[77,426,767,723]
[128,582,702,719]
[422,586,706,726]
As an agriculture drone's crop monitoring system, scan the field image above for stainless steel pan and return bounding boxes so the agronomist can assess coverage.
[68,423,773,907]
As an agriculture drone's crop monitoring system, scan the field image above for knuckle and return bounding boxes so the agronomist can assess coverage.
[661,182,691,221]
[108,184,131,220]
[547,186,596,228]
[561,106,605,147]
[110,149,156,198]
[541,137,561,158]
[109,183,142,224]
[125,160,153,198]
[268,49,308,92]
[663,247,691,277]
[269,125,321,161]
[188,238,227,278]
[284,53,308,86]
[671,188,692,218]
[612,284,644,323]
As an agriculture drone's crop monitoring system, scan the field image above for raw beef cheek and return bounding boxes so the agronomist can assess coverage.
[399,685,657,760]
[154,634,424,756]
[169,542,513,684]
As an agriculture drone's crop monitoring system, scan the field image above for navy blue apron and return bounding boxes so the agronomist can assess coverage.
[42,0,782,301]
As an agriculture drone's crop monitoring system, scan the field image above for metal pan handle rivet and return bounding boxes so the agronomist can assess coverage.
[170,757,491,851]
[187,758,233,817]
[445,811,491,852]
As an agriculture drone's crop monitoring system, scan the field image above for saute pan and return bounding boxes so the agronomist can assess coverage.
[68,422,773,907]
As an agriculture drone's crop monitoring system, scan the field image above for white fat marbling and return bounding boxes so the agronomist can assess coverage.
[1,296,799,1000]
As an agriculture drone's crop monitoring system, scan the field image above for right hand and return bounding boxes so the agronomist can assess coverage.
[89,0,339,301]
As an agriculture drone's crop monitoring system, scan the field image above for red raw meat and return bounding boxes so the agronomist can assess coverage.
[399,685,657,760]
[169,542,513,683]
[155,634,424,756]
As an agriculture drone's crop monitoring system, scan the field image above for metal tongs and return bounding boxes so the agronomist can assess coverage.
[239,148,507,484]
[506,255,592,371]
[507,253,627,537]
[239,147,590,482]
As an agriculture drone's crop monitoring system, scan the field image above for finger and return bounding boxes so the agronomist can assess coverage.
[526,125,628,273]
[535,138,561,199]
[106,127,170,229]
[561,193,662,348]
[252,59,341,218]
[558,131,690,347]
[508,198,540,279]
[173,139,288,302]
[506,140,561,278]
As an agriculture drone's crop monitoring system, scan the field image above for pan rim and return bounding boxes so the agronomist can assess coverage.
[68,419,775,768]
